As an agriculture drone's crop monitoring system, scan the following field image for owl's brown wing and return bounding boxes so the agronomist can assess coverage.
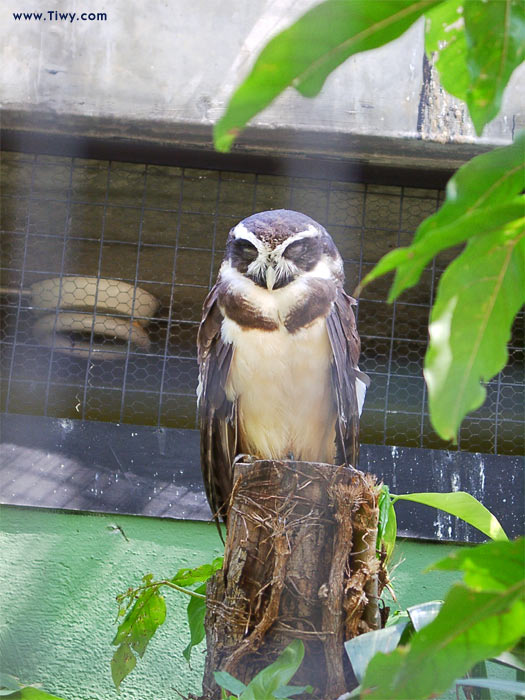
[326,288,369,467]
[197,284,236,530]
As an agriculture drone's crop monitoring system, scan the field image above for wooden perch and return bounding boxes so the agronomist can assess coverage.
[201,459,386,699]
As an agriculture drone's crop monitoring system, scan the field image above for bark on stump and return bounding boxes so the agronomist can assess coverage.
[201,460,386,699]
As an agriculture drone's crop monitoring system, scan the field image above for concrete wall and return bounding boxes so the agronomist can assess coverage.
[0,505,467,700]
[2,0,524,153]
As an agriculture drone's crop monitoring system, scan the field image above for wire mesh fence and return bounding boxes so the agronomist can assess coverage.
[1,151,523,455]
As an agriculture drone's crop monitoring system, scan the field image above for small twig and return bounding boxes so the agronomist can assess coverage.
[132,580,206,600]
[157,580,207,599]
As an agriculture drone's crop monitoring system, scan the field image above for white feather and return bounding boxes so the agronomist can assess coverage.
[222,315,337,463]
[356,374,367,417]
[232,223,265,250]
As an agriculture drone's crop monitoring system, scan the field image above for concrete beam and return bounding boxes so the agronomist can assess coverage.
[2,0,524,162]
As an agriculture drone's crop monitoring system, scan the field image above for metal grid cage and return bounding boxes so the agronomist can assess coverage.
[1,151,523,455]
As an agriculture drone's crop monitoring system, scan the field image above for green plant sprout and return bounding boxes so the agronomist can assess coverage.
[111,557,223,690]
[214,640,313,699]
[345,539,525,699]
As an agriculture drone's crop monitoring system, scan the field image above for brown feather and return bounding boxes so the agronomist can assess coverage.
[326,288,366,468]
[197,285,236,533]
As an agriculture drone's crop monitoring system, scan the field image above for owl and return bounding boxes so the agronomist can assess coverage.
[197,209,368,525]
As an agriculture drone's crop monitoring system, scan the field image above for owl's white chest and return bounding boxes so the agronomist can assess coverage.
[221,312,337,463]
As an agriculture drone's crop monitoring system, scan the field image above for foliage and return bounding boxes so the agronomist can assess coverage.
[377,485,507,561]
[183,582,208,662]
[361,134,525,440]
[214,0,442,151]
[377,485,397,560]
[111,557,223,690]
[344,538,525,699]
[108,488,506,690]
[361,134,525,301]
[425,0,525,134]
[391,490,508,541]
[214,0,525,150]
[214,640,313,699]
[0,675,67,699]
[424,220,524,441]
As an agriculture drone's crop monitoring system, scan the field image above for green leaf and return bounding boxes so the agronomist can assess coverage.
[111,555,222,686]
[214,0,442,151]
[213,671,247,696]
[273,684,313,698]
[377,484,391,549]
[242,640,306,700]
[12,691,68,700]
[112,587,166,651]
[392,491,508,541]
[426,0,525,135]
[344,622,408,682]
[382,199,523,301]
[424,225,525,441]
[17,692,64,700]
[377,485,398,560]
[129,592,166,658]
[383,500,397,562]
[462,0,524,134]
[429,538,523,591]
[183,582,207,662]
[359,135,525,441]
[0,678,68,699]
[416,132,525,240]
[111,642,137,692]
[171,556,223,588]
[361,580,525,698]
[425,0,471,102]
[456,678,525,696]
[360,133,525,299]
[111,587,166,689]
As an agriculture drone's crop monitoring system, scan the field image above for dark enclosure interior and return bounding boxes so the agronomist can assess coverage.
[1,150,523,456]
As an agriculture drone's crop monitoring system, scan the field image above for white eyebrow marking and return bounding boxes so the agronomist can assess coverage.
[232,223,264,251]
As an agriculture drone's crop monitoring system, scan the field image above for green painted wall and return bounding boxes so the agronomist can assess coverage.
[0,506,473,699]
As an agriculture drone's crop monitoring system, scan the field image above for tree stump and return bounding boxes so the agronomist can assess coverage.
[201,460,386,699]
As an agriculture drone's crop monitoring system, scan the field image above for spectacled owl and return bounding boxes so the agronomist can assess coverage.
[197,209,368,525]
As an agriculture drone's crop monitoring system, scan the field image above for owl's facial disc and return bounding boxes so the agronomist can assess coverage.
[225,214,343,290]
[229,235,325,290]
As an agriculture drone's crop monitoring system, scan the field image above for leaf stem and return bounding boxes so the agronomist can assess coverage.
[154,580,206,600]
[123,580,207,602]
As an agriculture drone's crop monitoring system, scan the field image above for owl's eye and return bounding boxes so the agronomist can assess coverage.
[234,239,258,261]
[283,236,321,271]
[283,238,309,260]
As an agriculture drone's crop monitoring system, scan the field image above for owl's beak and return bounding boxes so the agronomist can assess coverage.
[266,266,276,290]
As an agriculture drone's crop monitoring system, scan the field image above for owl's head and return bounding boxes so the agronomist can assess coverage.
[222,209,344,290]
